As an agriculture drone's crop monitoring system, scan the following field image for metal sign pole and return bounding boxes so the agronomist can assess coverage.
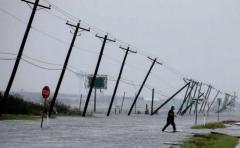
[40,99,46,128]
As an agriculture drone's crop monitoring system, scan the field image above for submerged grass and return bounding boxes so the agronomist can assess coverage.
[191,121,225,129]
[181,133,238,148]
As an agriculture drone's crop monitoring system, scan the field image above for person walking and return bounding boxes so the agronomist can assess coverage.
[162,106,176,132]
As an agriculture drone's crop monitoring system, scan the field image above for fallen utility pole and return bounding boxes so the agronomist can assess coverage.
[49,21,90,117]
[178,80,196,114]
[199,85,212,113]
[0,0,51,115]
[207,90,220,113]
[194,82,203,125]
[128,57,162,116]
[180,101,195,116]
[181,83,204,116]
[151,82,190,115]
[177,79,191,114]
[188,82,199,114]
[107,46,136,116]
[201,85,212,113]
[82,34,115,117]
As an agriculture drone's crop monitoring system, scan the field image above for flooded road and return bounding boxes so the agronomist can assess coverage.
[0,113,239,148]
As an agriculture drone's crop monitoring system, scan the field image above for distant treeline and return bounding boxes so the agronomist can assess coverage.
[0,92,79,115]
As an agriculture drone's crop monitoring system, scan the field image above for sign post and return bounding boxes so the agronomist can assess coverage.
[41,86,50,128]
[217,98,221,121]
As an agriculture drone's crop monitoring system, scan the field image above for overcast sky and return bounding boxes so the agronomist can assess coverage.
[0,0,240,99]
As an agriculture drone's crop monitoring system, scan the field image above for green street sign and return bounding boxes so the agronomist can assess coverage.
[87,75,107,89]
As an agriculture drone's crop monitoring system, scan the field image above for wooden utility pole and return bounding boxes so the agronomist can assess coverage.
[82,34,115,117]
[199,85,212,113]
[107,46,136,116]
[177,79,195,114]
[49,21,90,117]
[0,0,51,115]
[207,90,220,113]
[201,85,212,113]
[151,82,190,115]
[128,57,162,116]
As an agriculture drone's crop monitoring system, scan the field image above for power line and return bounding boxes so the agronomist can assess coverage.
[21,58,62,71]
[0,58,16,61]
[37,1,188,81]
[0,3,226,95]
[0,7,98,55]
[0,51,182,99]
[0,6,185,86]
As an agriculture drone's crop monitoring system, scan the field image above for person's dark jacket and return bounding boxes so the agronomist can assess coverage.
[167,109,175,122]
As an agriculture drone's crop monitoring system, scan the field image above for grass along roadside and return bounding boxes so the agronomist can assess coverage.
[191,121,225,129]
[0,114,41,120]
[181,133,238,148]
[191,120,240,129]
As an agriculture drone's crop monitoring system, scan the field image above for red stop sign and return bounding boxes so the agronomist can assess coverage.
[42,86,50,100]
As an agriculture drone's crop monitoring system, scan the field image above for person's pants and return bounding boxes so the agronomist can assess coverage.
[162,120,176,131]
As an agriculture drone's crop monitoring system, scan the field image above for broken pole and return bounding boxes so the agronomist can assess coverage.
[49,21,90,117]
[151,82,190,115]
[0,0,50,115]
[82,34,115,117]
[107,46,136,116]
[128,57,162,116]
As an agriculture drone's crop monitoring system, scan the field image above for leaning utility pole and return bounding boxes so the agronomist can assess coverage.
[49,21,90,117]
[82,34,115,117]
[0,0,51,115]
[188,82,199,114]
[193,82,204,125]
[151,82,191,115]
[177,79,193,114]
[207,90,220,113]
[107,46,136,116]
[199,85,212,113]
[201,85,212,112]
[128,57,162,116]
